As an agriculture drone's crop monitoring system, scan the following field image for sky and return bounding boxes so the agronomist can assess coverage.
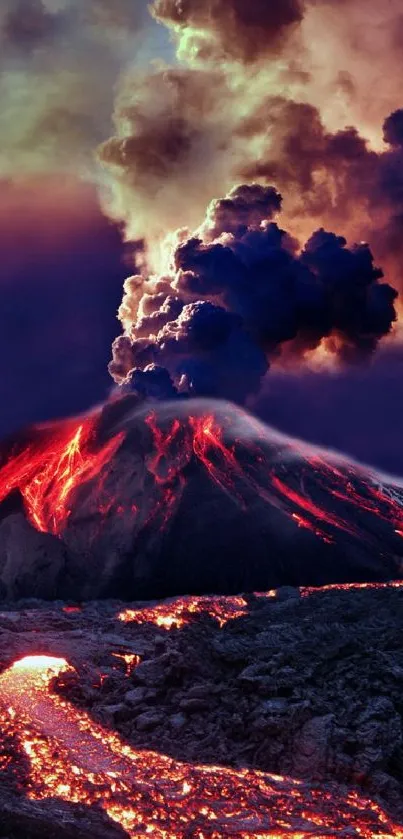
[1,0,403,475]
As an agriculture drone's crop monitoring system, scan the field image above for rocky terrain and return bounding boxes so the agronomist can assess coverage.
[0,584,403,836]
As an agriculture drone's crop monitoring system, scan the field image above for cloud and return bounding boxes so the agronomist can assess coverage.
[98,65,237,249]
[109,184,397,404]
[99,0,403,275]
[256,344,403,476]
[0,0,148,178]
[150,0,304,63]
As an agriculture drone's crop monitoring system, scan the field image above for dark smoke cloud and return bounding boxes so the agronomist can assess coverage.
[202,183,283,240]
[238,101,403,289]
[109,184,397,403]
[383,110,403,147]
[2,0,58,50]
[151,0,304,62]
[238,97,377,213]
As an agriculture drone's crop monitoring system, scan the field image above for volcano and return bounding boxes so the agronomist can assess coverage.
[0,396,403,602]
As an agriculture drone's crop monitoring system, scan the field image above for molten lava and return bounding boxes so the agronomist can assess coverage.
[143,410,403,547]
[118,582,403,630]
[0,655,402,837]
[118,593,252,629]
[0,414,123,535]
[1,403,403,562]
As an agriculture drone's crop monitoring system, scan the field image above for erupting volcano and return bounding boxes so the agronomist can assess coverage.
[0,653,402,838]
[0,397,402,601]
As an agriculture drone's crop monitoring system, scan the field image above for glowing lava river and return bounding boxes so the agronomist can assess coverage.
[0,654,402,838]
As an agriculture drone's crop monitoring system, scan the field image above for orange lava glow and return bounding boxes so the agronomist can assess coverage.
[118,583,403,631]
[111,653,141,676]
[0,655,402,838]
[0,415,123,534]
[1,407,403,553]
[143,411,403,546]
[300,580,403,597]
[118,594,251,629]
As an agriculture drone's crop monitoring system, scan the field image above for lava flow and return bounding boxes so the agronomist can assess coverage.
[0,655,402,838]
[117,582,403,631]
[142,408,403,547]
[1,400,403,561]
[0,414,123,535]
[118,593,252,629]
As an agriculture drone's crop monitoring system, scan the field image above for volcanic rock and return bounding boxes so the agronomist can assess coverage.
[124,687,149,706]
[0,792,129,839]
[0,585,403,827]
[1,399,403,601]
[0,513,72,600]
[292,714,336,778]
[135,709,165,731]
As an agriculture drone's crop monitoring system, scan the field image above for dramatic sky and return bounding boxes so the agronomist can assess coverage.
[2,0,403,475]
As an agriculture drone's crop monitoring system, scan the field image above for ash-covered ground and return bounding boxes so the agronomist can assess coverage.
[1,584,403,837]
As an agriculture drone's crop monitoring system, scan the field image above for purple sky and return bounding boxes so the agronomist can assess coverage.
[0,179,402,476]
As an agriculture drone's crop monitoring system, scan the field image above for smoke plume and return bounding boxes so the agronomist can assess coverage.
[151,0,304,63]
[109,184,397,404]
[98,0,403,308]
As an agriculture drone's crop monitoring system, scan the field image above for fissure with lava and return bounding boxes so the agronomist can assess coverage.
[0,403,403,552]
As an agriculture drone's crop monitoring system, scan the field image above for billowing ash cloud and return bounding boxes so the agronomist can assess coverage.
[383,110,403,148]
[98,0,403,278]
[0,0,148,177]
[238,102,403,287]
[151,0,304,62]
[109,184,397,403]
[98,65,235,245]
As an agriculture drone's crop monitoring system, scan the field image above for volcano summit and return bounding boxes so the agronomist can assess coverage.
[0,397,402,602]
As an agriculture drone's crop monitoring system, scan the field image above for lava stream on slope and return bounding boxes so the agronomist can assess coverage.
[0,655,402,838]
[1,398,403,598]
[0,413,124,535]
[1,400,403,547]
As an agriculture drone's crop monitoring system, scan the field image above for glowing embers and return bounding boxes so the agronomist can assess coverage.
[111,652,141,676]
[0,655,402,838]
[118,593,250,629]
[300,580,403,597]
[0,415,124,535]
[119,584,403,630]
